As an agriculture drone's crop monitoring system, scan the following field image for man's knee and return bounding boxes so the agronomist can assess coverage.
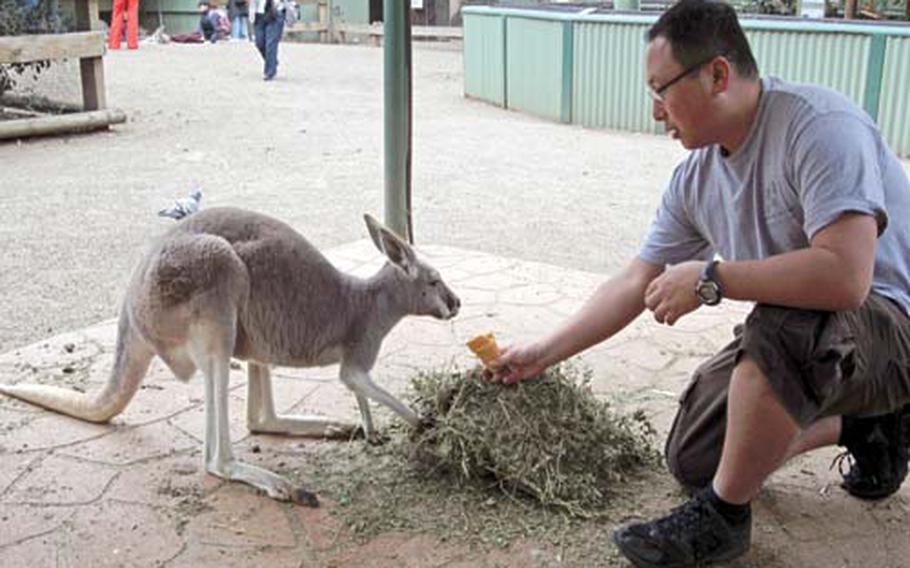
[664,364,730,492]
[665,419,718,492]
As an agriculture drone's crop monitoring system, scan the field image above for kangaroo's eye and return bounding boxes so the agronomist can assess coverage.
[428,279,440,287]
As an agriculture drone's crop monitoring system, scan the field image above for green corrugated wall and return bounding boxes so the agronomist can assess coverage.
[879,37,910,156]
[463,13,506,106]
[462,7,910,157]
[329,0,370,26]
[746,30,869,106]
[505,17,568,121]
[573,20,655,133]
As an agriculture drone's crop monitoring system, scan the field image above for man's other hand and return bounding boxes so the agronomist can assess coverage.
[644,260,703,325]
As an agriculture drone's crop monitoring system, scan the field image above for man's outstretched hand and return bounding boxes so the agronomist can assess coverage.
[489,342,549,384]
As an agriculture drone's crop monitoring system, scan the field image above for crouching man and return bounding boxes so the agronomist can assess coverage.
[493,1,910,566]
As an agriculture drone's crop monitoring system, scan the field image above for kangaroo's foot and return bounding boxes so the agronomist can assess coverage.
[207,459,319,507]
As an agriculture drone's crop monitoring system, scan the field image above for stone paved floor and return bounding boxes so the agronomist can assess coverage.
[1,242,908,567]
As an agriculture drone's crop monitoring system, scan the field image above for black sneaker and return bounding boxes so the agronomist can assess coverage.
[612,491,751,568]
[837,404,910,500]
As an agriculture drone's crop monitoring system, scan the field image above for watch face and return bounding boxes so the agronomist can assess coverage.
[697,281,721,305]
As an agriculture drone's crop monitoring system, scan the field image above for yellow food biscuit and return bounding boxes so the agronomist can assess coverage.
[466,332,500,365]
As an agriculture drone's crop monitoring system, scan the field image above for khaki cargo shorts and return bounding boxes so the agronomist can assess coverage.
[665,293,910,490]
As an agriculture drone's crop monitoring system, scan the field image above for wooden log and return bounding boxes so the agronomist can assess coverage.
[1,106,44,119]
[1,92,83,114]
[0,31,105,65]
[0,109,126,140]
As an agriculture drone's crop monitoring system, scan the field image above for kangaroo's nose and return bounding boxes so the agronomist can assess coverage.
[447,294,461,316]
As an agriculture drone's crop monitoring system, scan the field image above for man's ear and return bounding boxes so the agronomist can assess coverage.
[710,57,731,94]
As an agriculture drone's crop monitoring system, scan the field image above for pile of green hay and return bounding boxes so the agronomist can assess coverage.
[406,363,658,517]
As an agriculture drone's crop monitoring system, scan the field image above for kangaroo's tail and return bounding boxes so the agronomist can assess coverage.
[0,307,155,423]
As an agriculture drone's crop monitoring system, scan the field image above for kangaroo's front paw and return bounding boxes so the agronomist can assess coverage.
[415,415,436,434]
[352,425,389,445]
[367,431,390,445]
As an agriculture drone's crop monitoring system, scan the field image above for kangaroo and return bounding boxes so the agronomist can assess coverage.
[0,207,461,506]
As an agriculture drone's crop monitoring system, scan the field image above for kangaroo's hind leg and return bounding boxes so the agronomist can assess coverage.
[190,305,318,506]
[246,362,356,438]
[168,234,318,506]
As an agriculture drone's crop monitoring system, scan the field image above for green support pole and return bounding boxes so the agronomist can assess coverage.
[862,34,887,123]
[560,21,573,124]
[383,0,413,242]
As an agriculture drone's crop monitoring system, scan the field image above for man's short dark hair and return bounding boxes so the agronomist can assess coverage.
[647,0,759,79]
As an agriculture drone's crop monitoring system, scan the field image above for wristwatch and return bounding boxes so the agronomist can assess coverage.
[695,260,722,306]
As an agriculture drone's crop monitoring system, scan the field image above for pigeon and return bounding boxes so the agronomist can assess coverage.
[158,188,202,220]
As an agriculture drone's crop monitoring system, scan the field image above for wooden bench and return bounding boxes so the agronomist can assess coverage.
[0,0,125,140]
[335,23,463,46]
[283,0,330,42]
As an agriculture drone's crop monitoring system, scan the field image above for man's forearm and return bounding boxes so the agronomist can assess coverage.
[716,212,877,311]
[717,247,871,311]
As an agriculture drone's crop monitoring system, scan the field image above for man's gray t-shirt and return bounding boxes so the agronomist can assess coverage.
[639,76,910,314]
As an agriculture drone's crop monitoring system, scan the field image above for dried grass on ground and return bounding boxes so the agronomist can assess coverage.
[286,363,664,561]
[408,364,659,517]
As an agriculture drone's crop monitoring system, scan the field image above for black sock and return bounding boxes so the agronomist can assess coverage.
[839,414,861,447]
[840,412,897,448]
[702,486,751,525]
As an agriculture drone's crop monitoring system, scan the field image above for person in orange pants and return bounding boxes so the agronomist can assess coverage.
[109,0,140,50]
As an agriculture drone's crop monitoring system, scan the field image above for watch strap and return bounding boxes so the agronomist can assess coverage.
[702,259,720,285]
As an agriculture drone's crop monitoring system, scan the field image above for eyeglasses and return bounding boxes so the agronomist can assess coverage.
[647,54,720,104]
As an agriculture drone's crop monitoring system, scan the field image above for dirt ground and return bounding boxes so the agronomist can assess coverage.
[3,37,910,568]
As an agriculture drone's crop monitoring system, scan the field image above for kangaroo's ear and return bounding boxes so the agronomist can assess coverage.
[364,214,386,252]
[364,214,417,277]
